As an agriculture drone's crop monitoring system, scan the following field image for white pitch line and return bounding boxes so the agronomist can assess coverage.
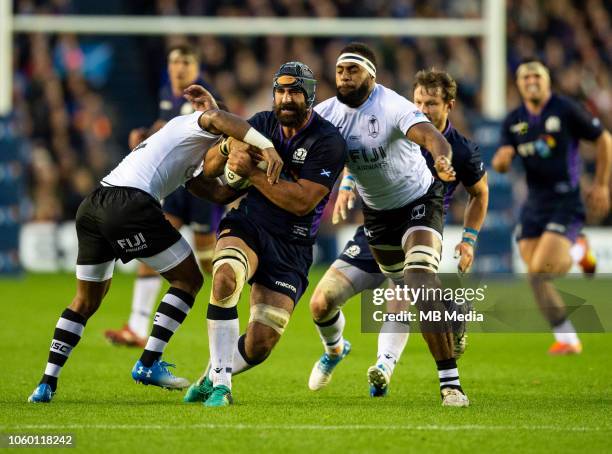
[2,424,609,432]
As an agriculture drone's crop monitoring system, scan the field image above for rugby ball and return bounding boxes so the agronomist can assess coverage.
[224,164,252,190]
[223,160,268,190]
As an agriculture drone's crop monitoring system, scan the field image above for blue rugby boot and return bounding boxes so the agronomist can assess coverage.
[131,359,190,390]
[28,384,54,403]
[367,363,391,397]
[308,340,352,391]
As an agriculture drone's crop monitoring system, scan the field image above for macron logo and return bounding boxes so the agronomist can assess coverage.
[275,281,297,293]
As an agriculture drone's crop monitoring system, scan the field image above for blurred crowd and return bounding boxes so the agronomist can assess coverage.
[10,0,612,225]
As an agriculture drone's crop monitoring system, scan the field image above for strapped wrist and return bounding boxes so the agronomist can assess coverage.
[243,127,274,150]
[340,175,356,191]
[219,137,230,157]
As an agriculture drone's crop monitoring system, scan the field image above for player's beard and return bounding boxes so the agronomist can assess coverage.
[336,81,371,108]
[274,101,309,128]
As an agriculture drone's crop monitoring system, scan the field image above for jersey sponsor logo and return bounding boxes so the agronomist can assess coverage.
[343,244,361,259]
[368,115,380,138]
[292,225,309,237]
[117,232,148,253]
[348,146,387,164]
[355,161,389,171]
[411,204,426,220]
[545,116,561,133]
[159,100,172,110]
[517,135,556,158]
[292,147,308,164]
[275,280,297,293]
[510,121,529,135]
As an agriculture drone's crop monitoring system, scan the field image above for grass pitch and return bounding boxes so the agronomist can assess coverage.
[1,269,610,453]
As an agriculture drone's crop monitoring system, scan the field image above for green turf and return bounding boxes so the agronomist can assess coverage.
[1,270,611,453]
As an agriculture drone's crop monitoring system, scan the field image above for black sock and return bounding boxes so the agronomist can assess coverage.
[140,287,194,367]
[40,308,87,392]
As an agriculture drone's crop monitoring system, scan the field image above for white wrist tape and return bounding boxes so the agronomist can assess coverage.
[243,127,274,150]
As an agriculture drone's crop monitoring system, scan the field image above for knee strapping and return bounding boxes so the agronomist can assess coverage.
[404,245,440,273]
[196,247,215,262]
[313,272,355,316]
[211,247,249,308]
[379,262,405,284]
[249,304,290,335]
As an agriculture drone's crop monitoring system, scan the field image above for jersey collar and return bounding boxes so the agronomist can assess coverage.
[442,119,453,137]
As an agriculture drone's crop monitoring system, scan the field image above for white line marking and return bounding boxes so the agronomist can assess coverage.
[1,424,608,432]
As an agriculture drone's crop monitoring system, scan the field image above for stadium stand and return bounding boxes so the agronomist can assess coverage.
[10,0,612,229]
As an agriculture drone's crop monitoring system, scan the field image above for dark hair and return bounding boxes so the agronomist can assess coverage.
[413,68,457,103]
[518,57,546,67]
[167,44,199,62]
[339,42,377,69]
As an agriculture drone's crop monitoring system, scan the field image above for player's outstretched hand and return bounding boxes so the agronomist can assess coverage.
[227,149,255,178]
[434,156,456,182]
[260,147,283,184]
[587,184,610,219]
[332,186,356,224]
[454,241,474,274]
[183,85,217,111]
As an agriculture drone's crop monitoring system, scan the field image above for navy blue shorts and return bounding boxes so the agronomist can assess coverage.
[163,186,223,234]
[337,225,381,274]
[218,208,312,304]
[516,190,585,242]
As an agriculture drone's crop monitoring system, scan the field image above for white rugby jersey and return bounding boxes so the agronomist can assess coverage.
[102,112,220,201]
[315,84,433,210]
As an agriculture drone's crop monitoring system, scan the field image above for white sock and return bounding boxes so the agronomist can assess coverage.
[207,318,239,388]
[314,310,345,355]
[569,243,585,263]
[376,321,409,374]
[204,336,253,384]
[128,276,162,337]
[553,319,580,345]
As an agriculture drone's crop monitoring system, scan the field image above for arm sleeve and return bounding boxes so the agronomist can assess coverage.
[499,114,515,147]
[247,112,269,134]
[455,140,486,188]
[394,96,430,135]
[298,134,348,190]
[566,98,604,141]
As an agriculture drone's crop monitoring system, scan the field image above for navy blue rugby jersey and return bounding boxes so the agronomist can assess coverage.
[500,94,603,196]
[237,110,347,245]
[421,120,485,212]
[158,77,222,121]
